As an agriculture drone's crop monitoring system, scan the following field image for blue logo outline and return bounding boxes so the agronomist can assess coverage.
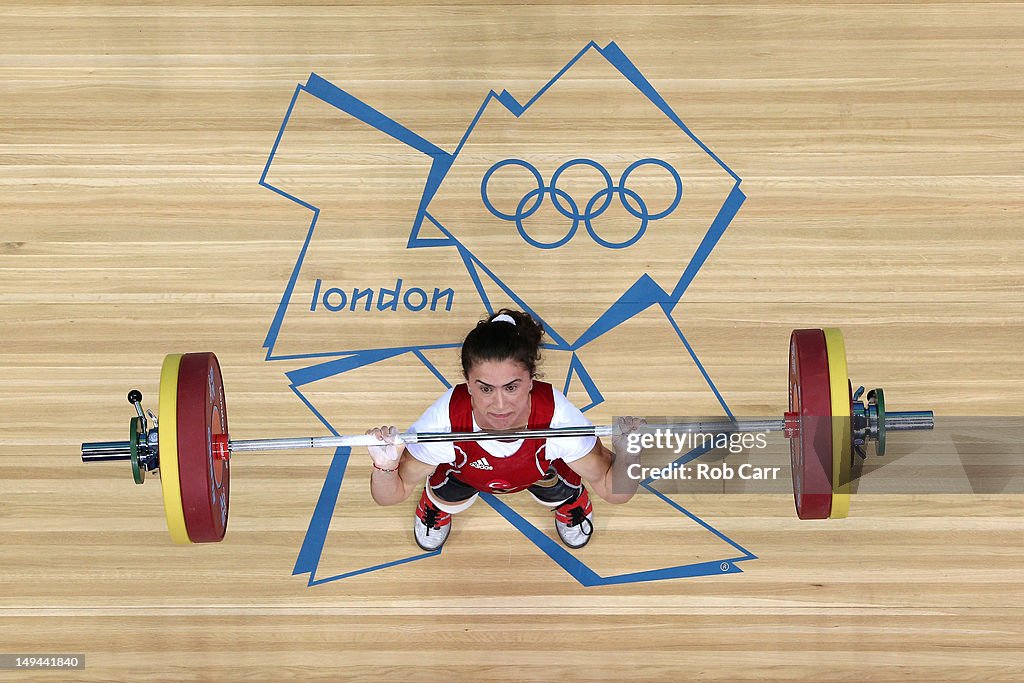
[258,40,755,587]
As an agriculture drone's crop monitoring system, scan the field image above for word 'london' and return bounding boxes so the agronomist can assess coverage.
[309,278,455,314]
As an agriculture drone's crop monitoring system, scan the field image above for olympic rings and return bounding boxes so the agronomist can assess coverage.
[480,157,683,250]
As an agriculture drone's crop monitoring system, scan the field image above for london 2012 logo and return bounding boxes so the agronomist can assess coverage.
[259,41,753,587]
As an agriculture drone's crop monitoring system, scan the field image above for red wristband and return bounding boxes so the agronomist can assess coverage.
[372,463,399,473]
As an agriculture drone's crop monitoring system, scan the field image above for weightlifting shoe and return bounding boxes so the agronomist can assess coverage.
[414,489,452,551]
[554,488,594,549]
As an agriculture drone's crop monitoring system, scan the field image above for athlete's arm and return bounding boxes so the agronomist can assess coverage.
[566,417,644,504]
[366,426,437,506]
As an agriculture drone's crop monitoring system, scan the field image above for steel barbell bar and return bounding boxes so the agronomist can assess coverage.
[82,413,932,461]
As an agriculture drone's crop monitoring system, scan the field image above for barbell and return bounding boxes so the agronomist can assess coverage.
[81,328,934,543]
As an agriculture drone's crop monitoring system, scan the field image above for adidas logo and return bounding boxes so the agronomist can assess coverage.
[468,457,493,470]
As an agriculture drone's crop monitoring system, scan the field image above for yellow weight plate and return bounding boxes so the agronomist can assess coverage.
[823,328,852,519]
[158,353,191,544]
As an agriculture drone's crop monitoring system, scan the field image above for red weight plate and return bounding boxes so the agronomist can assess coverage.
[788,329,833,520]
[176,352,231,542]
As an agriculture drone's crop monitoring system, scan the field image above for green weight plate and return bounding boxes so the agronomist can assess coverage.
[870,388,886,456]
[130,416,145,485]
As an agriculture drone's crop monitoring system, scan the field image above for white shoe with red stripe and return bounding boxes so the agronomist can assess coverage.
[554,488,594,549]
[414,489,452,551]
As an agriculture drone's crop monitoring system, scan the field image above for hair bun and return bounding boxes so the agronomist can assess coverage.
[491,313,517,326]
[461,309,546,377]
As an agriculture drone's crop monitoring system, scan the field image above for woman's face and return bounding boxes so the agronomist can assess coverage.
[466,358,533,431]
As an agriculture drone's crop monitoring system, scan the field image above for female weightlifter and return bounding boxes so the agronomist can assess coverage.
[366,309,642,551]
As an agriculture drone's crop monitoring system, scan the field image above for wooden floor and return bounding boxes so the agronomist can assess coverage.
[1,2,1022,681]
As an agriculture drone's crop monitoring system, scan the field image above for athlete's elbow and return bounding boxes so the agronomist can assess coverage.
[370,487,409,507]
[601,490,635,505]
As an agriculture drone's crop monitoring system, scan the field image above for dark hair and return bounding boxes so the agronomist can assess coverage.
[460,309,545,378]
